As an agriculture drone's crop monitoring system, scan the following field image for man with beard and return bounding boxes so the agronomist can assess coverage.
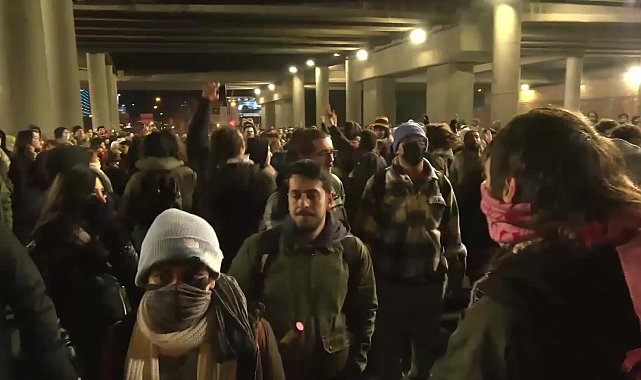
[230,159,377,380]
[360,121,466,380]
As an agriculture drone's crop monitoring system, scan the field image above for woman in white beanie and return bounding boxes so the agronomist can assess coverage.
[104,208,281,380]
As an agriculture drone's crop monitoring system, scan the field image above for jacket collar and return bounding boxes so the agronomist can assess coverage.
[390,157,439,184]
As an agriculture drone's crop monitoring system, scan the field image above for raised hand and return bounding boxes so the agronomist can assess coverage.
[202,82,221,102]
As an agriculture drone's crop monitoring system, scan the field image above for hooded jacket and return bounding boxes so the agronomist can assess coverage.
[229,214,377,380]
[611,138,641,185]
[432,239,641,380]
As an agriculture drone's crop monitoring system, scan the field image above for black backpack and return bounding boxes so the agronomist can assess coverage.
[134,170,183,228]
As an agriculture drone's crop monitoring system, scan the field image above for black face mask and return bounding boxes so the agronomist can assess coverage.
[145,283,212,333]
[401,140,426,166]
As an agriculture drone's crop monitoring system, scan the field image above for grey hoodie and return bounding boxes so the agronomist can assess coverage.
[611,138,641,185]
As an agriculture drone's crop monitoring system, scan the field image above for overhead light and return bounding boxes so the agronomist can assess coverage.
[153,105,158,109]
[520,84,530,91]
[89,114,93,118]
[160,112,164,116]
[333,53,341,57]
[155,97,161,102]
[477,88,482,93]
[131,103,135,106]
[268,83,276,91]
[289,66,298,74]
[625,65,641,85]
[120,104,125,107]
[306,59,315,67]
[254,88,261,95]
[409,28,427,44]
[356,49,368,61]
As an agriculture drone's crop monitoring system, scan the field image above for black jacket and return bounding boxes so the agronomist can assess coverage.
[0,223,77,380]
[187,98,276,271]
[8,154,42,244]
[432,239,641,380]
[31,209,138,380]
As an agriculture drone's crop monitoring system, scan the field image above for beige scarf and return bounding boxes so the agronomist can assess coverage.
[124,295,237,380]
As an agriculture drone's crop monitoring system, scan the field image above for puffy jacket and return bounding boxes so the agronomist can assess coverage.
[0,223,77,380]
[229,215,377,380]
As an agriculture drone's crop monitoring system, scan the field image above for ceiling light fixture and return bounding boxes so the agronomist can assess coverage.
[254,88,261,95]
[409,28,427,44]
[520,84,530,91]
[268,83,276,91]
[155,97,161,102]
[356,49,368,61]
[289,66,298,74]
[306,59,315,67]
[333,53,341,57]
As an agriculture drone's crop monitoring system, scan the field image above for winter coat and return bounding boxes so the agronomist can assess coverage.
[431,239,641,380]
[102,274,270,380]
[328,125,360,182]
[229,215,377,380]
[31,211,139,380]
[185,99,275,270]
[0,223,77,380]
[8,153,42,244]
[344,151,387,223]
[427,148,455,178]
[199,160,275,272]
[0,148,11,190]
[0,176,12,229]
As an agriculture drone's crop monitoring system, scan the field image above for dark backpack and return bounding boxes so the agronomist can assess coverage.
[134,170,183,228]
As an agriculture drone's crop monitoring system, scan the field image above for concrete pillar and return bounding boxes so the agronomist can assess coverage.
[315,66,330,126]
[564,55,583,111]
[292,73,306,128]
[363,77,396,126]
[0,0,53,136]
[41,0,83,129]
[86,53,110,129]
[426,64,474,123]
[491,1,522,125]
[105,66,119,128]
[275,100,294,128]
[262,102,276,129]
[345,59,363,124]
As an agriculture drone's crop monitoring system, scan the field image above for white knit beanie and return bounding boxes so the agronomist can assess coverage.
[136,209,224,287]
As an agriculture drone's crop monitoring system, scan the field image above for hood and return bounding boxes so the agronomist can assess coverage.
[429,147,454,160]
[281,212,349,249]
[611,138,641,156]
[135,156,185,171]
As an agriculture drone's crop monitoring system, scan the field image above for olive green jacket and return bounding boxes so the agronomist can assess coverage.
[0,177,11,229]
[229,227,377,379]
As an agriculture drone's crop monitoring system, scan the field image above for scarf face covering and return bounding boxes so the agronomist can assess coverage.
[125,288,237,380]
[145,283,212,334]
[479,182,534,245]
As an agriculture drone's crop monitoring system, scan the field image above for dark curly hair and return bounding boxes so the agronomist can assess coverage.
[425,123,460,150]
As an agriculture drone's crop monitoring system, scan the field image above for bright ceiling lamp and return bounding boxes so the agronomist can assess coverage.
[520,84,530,91]
[268,83,276,91]
[289,66,298,74]
[409,28,427,44]
[356,49,368,61]
[306,59,315,67]
[254,88,261,95]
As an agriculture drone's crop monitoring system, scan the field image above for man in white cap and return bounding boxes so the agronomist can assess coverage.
[107,208,264,380]
[360,121,466,379]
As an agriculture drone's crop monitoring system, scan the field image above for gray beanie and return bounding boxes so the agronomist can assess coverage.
[136,209,224,287]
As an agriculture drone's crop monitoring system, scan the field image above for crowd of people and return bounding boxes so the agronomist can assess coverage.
[0,81,641,380]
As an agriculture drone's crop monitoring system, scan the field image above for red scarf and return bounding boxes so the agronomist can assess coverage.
[479,182,534,245]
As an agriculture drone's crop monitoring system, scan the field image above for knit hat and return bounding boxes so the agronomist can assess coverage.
[136,209,224,287]
[392,121,427,153]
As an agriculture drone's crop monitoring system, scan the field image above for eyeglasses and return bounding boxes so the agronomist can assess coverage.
[314,149,338,158]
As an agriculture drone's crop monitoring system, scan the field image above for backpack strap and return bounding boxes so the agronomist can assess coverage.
[371,169,387,224]
[256,226,282,300]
